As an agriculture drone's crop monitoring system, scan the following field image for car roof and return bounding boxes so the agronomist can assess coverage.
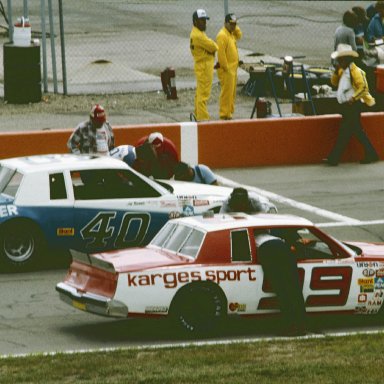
[171,213,314,232]
[0,154,128,173]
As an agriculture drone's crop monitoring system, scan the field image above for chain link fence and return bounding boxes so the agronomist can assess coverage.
[0,0,372,96]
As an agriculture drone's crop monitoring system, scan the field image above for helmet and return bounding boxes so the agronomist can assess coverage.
[90,104,106,125]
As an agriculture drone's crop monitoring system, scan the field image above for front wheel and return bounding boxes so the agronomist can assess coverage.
[0,221,45,270]
[169,282,227,334]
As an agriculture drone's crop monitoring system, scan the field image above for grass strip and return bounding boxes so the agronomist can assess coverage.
[0,333,383,383]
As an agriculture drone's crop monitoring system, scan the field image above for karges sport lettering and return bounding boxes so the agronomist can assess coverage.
[127,268,257,289]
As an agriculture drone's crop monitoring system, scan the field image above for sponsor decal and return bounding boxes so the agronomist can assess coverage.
[145,306,168,314]
[354,306,378,314]
[358,293,367,303]
[368,299,382,306]
[193,199,209,207]
[160,201,178,208]
[229,302,246,312]
[374,277,384,290]
[358,278,374,285]
[168,211,181,219]
[57,228,75,236]
[0,205,18,218]
[377,269,384,278]
[182,205,194,216]
[357,262,379,268]
[177,195,197,200]
[127,268,257,289]
[375,291,384,298]
[360,285,374,293]
[362,268,375,277]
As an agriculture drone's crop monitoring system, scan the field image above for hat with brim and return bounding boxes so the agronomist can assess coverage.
[193,9,209,21]
[331,44,359,60]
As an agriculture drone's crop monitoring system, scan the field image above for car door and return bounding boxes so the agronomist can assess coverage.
[71,168,178,251]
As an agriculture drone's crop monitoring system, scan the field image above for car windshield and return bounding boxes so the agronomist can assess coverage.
[150,221,205,259]
[0,166,22,197]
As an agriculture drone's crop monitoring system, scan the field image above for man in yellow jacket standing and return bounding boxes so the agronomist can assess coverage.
[323,44,379,166]
[190,9,218,121]
[216,13,242,120]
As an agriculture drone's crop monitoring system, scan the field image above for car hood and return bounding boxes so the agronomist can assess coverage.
[347,241,384,259]
[161,179,232,198]
[94,246,190,273]
[159,179,273,205]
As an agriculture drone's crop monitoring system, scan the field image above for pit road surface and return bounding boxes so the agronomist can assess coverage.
[1,163,383,356]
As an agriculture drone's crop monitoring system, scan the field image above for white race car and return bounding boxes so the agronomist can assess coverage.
[0,154,275,269]
[57,213,384,334]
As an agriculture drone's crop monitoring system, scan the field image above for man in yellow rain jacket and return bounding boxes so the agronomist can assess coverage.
[190,9,218,121]
[216,13,242,120]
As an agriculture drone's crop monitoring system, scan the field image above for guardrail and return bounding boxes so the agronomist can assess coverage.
[0,113,383,167]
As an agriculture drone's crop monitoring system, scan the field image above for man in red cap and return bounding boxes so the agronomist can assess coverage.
[67,104,115,155]
[136,132,179,178]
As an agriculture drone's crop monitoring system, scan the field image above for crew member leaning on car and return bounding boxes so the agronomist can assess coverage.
[136,132,179,179]
[255,232,307,336]
[67,104,115,155]
[220,187,266,213]
[173,161,218,185]
[110,143,157,178]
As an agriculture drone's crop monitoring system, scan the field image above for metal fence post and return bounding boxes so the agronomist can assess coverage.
[6,0,13,42]
[23,0,28,18]
[47,0,58,93]
[40,0,48,92]
[58,0,67,95]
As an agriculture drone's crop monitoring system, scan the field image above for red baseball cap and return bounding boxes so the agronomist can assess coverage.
[90,104,106,124]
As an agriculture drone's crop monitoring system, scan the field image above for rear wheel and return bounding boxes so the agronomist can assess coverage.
[0,221,45,270]
[170,282,227,334]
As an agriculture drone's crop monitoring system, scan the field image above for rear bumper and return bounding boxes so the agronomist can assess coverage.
[56,282,128,318]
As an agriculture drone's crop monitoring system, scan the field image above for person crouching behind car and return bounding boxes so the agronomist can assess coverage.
[67,104,115,155]
[136,132,179,179]
[173,161,218,185]
[110,142,157,178]
[220,187,273,214]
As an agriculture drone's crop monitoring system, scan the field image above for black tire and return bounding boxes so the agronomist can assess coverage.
[169,282,227,334]
[0,220,45,270]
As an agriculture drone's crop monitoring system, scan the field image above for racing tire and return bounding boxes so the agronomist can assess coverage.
[169,282,227,334]
[0,220,46,270]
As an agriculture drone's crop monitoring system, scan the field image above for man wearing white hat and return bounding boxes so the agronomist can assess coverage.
[136,132,179,179]
[323,44,379,165]
[190,9,218,121]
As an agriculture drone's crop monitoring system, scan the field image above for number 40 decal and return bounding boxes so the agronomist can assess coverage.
[80,212,150,248]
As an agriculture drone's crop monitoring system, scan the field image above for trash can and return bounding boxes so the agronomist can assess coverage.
[3,43,42,104]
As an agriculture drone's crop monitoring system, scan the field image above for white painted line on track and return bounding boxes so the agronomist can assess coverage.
[2,328,384,359]
[217,175,362,224]
[317,219,384,228]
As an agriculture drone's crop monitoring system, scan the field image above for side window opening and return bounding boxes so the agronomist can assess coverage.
[50,173,67,200]
[231,229,252,262]
[71,169,162,200]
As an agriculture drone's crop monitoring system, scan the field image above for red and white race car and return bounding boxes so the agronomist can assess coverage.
[56,213,384,333]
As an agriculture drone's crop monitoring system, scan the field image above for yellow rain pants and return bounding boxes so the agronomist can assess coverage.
[216,26,242,119]
[190,26,218,121]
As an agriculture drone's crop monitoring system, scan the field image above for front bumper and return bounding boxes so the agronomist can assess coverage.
[56,282,128,318]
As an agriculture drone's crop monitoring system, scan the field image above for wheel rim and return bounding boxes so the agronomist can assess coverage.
[3,233,35,263]
[177,287,223,332]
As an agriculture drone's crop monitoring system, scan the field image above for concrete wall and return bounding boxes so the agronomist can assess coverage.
[1,113,383,167]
